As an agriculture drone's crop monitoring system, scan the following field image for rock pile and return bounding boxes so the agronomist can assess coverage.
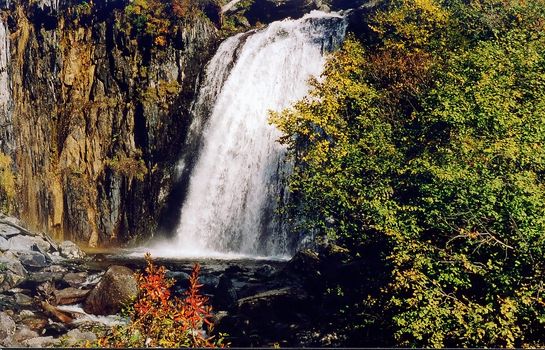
[0,214,136,347]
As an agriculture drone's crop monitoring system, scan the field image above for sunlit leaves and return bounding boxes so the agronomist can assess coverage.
[272,0,545,347]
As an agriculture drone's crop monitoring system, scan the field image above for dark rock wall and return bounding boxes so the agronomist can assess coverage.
[0,0,219,247]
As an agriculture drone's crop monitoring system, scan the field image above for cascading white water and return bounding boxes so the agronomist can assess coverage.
[155,11,347,259]
[0,15,12,153]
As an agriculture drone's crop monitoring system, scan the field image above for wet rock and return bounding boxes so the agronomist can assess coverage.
[200,274,220,289]
[0,312,16,340]
[165,270,190,281]
[59,241,85,259]
[316,242,352,264]
[255,264,275,279]
[84,265,138,315]
[62,329,97,347]
[225,264,244,274]
[237,287,310,315]
[283,249,321,282]
[54,287,90,305]
[215,274,238,308]
[63,271,88,287]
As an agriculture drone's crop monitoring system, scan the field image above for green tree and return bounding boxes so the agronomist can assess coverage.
[272,0,545,346]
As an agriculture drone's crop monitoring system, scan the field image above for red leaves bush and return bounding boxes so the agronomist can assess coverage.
[97,253,228,348]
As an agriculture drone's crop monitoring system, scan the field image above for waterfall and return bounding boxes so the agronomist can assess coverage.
[157,11,347,259]
[0,15,12,154]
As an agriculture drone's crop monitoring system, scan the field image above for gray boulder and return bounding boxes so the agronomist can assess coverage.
[23,336,61,348]
[17,251,49,269]
[7,235,51,253]
[83,265,138,315]
[0,223,21,238]
[0,257,28,291]
[62,329,97,347]
[59,241,85,259]
[0,312,16,341]
[0,236,8,251]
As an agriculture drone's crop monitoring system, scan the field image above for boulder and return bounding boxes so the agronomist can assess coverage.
[0,236,8,251]
[62,329,97,347]
[54,287,90,305]
[21,318,48,333]
[63,271,88,287]
[83,265,138,315]
[27,271,65,284]
[0,312,16,341]
[215,274,238,308]
[15,293,33,306]
[283,249,321,282]
[59,241,85,259]
[255,264,275,279]
[0,257,28,291]
[7,235,51,253]
[0,223,21,238]
[23,336,61,348]
[17,251,49,269]
[2,326,40,347]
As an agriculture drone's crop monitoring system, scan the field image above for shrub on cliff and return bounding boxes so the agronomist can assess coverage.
[124,0,201,46]
[95,254,228,348]
[0,152,15,213]
[272,0,545,347]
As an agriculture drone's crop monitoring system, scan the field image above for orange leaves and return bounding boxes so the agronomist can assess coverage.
[96,253,228,348]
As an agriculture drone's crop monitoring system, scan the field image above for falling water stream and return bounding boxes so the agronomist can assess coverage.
[148,11,347,260]
[0,14,12,153]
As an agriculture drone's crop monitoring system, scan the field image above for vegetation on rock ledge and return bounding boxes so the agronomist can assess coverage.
[0,152,15,213]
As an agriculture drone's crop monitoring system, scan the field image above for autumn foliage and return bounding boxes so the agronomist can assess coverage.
[96,253,227,348]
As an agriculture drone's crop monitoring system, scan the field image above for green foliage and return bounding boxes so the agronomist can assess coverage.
[272,0,545,347]
[0,151,15,213]
[105,150,148,181]
[124,0,201,46]
[74,1,93,17]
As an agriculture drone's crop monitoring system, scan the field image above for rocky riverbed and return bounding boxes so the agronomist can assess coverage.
[0,213,364,347]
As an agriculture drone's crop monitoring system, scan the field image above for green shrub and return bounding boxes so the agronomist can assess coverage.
[272,0,545,346]
[105,150,148,181]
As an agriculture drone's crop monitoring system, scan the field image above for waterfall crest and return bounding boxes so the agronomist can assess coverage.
[158,11,347,259]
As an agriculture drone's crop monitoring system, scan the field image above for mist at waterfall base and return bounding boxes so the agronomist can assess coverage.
[136,11,347,261]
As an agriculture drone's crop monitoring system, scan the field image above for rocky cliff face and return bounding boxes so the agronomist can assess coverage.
[0,0,219,247]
